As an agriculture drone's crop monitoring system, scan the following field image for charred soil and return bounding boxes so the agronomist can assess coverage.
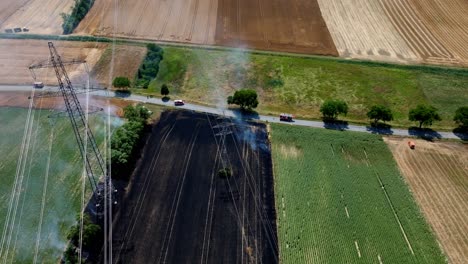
[110,110,278,263]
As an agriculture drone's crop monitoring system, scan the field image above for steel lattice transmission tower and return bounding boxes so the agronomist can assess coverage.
[28,42,117,262]
[30,42,117,215]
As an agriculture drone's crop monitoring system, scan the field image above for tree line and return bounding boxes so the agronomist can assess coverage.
[225,89,467,131]
[61,0,95,34]
[320,99,468,130]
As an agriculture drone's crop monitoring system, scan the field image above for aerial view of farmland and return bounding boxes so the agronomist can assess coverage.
[0,0,466,263]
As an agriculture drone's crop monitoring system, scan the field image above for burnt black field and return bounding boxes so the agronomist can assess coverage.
[109,110,278,263]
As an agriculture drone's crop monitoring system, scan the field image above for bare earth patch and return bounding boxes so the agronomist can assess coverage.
[384,137,468,264]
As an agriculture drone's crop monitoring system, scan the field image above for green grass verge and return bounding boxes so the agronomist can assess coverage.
[270,124,445,263]
[139,47,468,130]
[0,107,120,262]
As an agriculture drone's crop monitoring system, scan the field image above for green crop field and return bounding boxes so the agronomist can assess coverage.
[0,107,120,262]
[270,124,445,263]
[139,46,467,130]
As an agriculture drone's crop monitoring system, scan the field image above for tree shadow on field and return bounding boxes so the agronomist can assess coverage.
[114,89,132,98]
[408,127,442,141]
[366,123,393,135]
[453,127,468,141]
[232,108,260,121]
[323,119,349,131]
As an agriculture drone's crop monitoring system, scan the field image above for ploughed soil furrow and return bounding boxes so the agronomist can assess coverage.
[110,110,278,263]
[384,137,468,264]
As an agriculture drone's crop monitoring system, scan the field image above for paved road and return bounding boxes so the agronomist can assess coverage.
[1,85,466,140]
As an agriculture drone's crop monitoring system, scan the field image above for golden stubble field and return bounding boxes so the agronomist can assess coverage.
[0,0,74,35]
[317,0,468,66]
[0,39,106,85]
[75,0,219,44]
[384,137,468,264]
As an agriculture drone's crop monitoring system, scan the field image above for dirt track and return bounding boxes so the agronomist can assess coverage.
[215,0,337,55]
[110,110,278,263]
[384,137,468,264]
[0,91,130,116]
[0,0,74,35]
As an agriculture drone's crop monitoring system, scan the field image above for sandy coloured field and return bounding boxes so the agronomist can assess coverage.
[0,0,29,26]
[384,137,468,264]
[0,0,74,35]
[75,0,219,44]
[0,39,107,85]
[318,0,468,66]
[406,0,468,66]
[317,0,420,63]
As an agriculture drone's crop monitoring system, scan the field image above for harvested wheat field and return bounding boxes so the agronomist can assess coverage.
[405,0,468,65]
[384,137,468,264]
[0,39,106,85]
[215,0,337,55]
[0,0,29,25]
[318,0,468,66]
[0,0,74,35]
[317,0,419,63]
[76,0,219,44]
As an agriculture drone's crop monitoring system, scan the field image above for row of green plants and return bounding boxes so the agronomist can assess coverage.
[111,104,151,179]
[271,124,445,263]
[61,0,95,34]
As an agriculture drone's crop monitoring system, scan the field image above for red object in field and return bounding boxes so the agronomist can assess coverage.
[408,141,415,149]
[280,113,294,122]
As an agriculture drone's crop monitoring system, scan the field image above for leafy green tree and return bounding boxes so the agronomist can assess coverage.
[367,105,393,124]
[161,84,169,97]
[64,213,102,262]
[112,76,131,88]
[320,100,348,120]
[227,89,259,110]
[454,106,468,128]
[123,104,151,122]
[409,104,441,128]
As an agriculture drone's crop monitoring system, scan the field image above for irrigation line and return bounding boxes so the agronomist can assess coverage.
[212,115,279,260]
[1,89,37,262]
[206,114,262,261]
[0,90,34,257]
[33,123,55,263]
[161,125,201,264]
[226,120,280,257]
[10,95,45,261]
[199,130,221,263]
[364,150,415,255]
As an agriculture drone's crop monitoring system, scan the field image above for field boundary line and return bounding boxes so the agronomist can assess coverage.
[364,150,415,255]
